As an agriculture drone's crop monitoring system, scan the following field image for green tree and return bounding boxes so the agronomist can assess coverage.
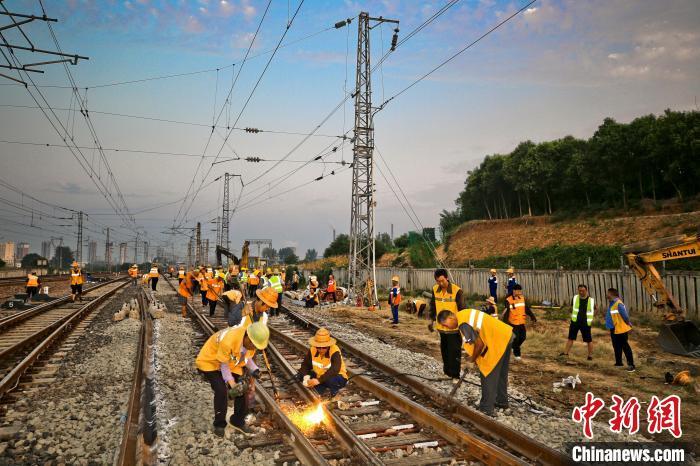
[0,258,5,268]
[324,234,349,257]
[262,247,277,260]
[304,248,318,262]
[284,252,299,264]
[51,246,74,270]
[21,253,46,269]
[278,247,296,263]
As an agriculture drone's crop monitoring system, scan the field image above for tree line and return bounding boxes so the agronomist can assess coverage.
[440,110,700,236]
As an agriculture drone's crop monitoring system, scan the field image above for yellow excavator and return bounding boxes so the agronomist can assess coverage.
[623,233,700,357]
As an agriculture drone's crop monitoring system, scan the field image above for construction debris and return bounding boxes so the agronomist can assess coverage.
[552,374,581,392]
[113,298,141,321]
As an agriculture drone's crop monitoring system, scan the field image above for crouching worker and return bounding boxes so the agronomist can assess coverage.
[437,309,513,417]
[195,322,269,437]
[296,328,348,397]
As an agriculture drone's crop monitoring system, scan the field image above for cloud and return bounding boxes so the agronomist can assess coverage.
[183,15,205,34]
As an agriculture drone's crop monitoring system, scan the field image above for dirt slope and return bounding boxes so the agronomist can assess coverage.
[446,211,700,264]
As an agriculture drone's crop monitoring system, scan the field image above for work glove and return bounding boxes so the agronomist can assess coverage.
[250,369,261,380]
[294,372,304,382]
[428,322,434,333]
[228,382,245,399]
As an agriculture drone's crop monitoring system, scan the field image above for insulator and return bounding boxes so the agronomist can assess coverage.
[391,30,399,51]
[315,176,323,181]
[334,20,347,29]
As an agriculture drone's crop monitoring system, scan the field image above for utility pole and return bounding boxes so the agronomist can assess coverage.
[134,232,139,264]
[143,241,149,263]
[187,238,193,270]
[222,173,231,252]
[215,216,222,250]
[195,222,201,265]
[105,228,111,272]
[391,223,394,240]
[204,239,209,265]
[75,211,84,264]
[348,12,399,306]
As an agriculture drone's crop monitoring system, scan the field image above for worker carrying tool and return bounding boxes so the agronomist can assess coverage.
[69,261,83,302]
[437,308,514,417]
[503,284,536,361]
[178,269,200,318]
[177,266,185,284]
[128,264,139,286]
[206,274,225,317]
[560,284,597,360]
[605,288,635,372]
[195,322,269,437]
[148,264,160,291]
[388,275,401,325]
[429,268,466,381]
[231,286,278,327]
[268,268,284,316]
[25,271,41,303]
[506,268,517,298]
[488,269,498,300]
[296,328,348,397]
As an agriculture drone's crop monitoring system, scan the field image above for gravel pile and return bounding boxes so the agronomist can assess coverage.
[154,285,280,465]
[282,304,637,451]
[0,287,138,465]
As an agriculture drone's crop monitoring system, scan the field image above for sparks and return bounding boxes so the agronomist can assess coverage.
[283,403,326,434]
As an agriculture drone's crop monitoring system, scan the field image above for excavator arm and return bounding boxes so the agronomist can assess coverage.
[215,245,239,267]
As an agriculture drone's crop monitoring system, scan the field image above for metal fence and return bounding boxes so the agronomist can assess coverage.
[327,267,700,320]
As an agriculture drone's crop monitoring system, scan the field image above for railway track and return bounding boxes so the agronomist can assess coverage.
[0,277,129,405]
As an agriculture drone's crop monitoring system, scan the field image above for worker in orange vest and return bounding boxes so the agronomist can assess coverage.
[248,269,261,299]
[178,269,200,318]
[148,264,160,291]
[326,274,337,303]
[69,261,84,302]
[25,271,41,303]
[198,266,209,312]
[206,274,224,317]
[503,284,537,361]
[177,266,185,284]
[128,264,139,286]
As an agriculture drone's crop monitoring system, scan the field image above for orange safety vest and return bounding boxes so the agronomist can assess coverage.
[149,268,159,278]
[198,275,209,292]
[311,345,348,380]
[248,273,260,286]
[327,279,336,293]
[26,274,39,287]
[179,273,196,298]
[390,286,401,306]
[70,268,83,285]
[178,270,185,278]
[457,308,513,377]
[610,299,632,334]
[506,295,526,325]
[128,268,138,278]
[206,279,223,302]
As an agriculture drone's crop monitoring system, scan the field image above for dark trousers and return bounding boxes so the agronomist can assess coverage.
[511,324,527,357]
[208,299,217,317]
[610,330,634,366]
[202,370,228,428]
[131,277,138,286]
[417,304,425,318]
[230,374,250,428]
[439,331,462,378]
[311,371,347,396]
[201,291,208,306]
[25,286,38,301]
[178,278,183,284]
[391,304,399,324]
[328,291,337,302]
[479,336,512,414]
[248,284,258,299]
[268,292,282,316]
[150,277,158,291]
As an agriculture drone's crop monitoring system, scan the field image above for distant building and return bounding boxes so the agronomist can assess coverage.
[41,241,52,259]
[119,242,128,265]
[0,241,15,266]
[16,242,30,262]
[88,241,97,264]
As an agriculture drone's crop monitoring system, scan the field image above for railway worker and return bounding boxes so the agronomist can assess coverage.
[247,268,261,299]
[605,288,635,372]
[560,284,597,361]
[222,285,245,326]
[326,274,338,303]
[388,275,401,325]
[292,271,300,291]
[280,267,287,289]
[488,269,498,301]
[195,321,269,436]
[506,268,517,298]
[296,328,348,397]
[224,265,239,291]
[238,266,249,297]
[305,276,320,308]
[25,271,41,303]
[207,274,225,317]
[407,297,426,318]
[198,266,210,312]
[268,268,284,316]
[483,296,498,318]
[437,308,514,417]
[178,269,200,318]
[237,286,277,327]
[69,261,84,302]
[428,268,466,381]
[148,264,160,291]
[177,266,185,284]
[128,264,139,286]
[503,285,537,361]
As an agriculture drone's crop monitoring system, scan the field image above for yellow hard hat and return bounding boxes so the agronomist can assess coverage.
[391,275,400,282]
[71,261,79,267]
[507,268,515,273]
[273,268,280,274]
[672,370,692,386]
[266,267,273,274]
[490,268,497,273]
[246,322,270,350]
[241,267,248,271]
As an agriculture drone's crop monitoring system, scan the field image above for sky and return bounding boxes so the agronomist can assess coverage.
[0,0,698,262]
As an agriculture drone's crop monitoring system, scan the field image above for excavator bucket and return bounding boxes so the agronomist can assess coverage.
[658,321,700,358]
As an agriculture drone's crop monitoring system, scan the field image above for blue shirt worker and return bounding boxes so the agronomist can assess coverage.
[488,269,498,300]
[605,288,635,372]
[388,275,401,325]
[506,268,517,297]
[297,328,348,397]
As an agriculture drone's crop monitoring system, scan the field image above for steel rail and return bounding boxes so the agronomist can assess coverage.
[281,305,572,466]
[0,279,129,400]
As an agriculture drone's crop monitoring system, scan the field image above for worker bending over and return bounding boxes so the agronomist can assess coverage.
[561,284,597,360]
[128,264,139,286]
[221,286,244,326]
[429,268,466,381]
[438,308,514,417]
[178,269,200,318]
[605,288,635,372]
[70,261,83,302]
[195,322,269,436]
[296,328,348,397]
[407,298,426,318]
[25,271,40,303]
[230,286,277,327]
[483,296,498,318]
[503,284,536,361]
[148,264,159,291]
